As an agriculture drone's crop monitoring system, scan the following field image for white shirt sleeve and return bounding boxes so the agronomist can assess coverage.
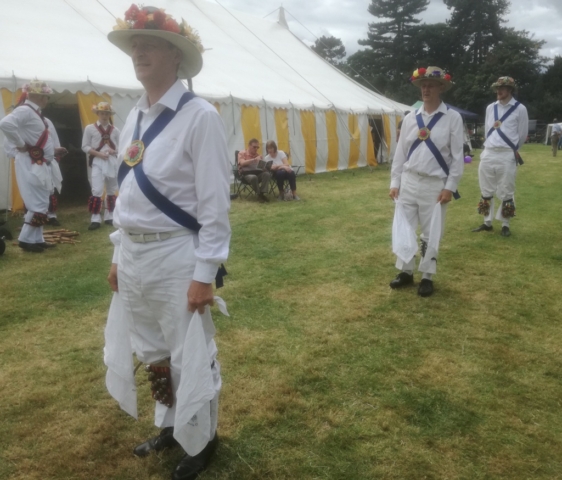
[517,105,529,149]
[189,109,231,284]
[82,125,94,155]
[390,114,411,190]
[0,108,27,148]
[46,118,60,148]
[445,112,464,193]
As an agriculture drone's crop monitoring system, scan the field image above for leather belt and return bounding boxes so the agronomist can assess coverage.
[128,229,191,244]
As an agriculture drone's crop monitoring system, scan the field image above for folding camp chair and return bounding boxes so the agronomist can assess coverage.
[232,150,258,199]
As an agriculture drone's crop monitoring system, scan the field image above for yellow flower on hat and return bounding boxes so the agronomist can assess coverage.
[413,69,420,79]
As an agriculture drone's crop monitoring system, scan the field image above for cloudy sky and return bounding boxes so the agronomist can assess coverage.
[210,0,562,61]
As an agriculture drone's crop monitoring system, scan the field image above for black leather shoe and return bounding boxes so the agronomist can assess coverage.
[389,272,414,289]
[133,427,178,457]
[258,193,269,203]
[172,434,219,480]
[472,224,493,232]
[47,218,61,226]
[104,220,113,226]
[418,279,434,297]
[390,272,414,288]
[501,226,511,237]
[38,242,56,248]
[18,241,44,253]
[88,222,101,231]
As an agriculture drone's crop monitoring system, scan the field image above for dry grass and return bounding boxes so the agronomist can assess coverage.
[1,144,562,479]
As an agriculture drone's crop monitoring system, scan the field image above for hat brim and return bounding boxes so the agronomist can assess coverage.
[491,83,517,92]
[108,29,203,79]
[411,78,453,92]
[93,109,116,115]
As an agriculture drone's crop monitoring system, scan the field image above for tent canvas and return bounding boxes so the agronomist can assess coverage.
[0,0,409,210]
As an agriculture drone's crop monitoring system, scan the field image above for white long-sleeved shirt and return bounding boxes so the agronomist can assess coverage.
[113,79,231,284]
[82,121,120,159]
[551,123,562,136]
[483,98,528,150]
[391,102,464,193]
[0,99,55,162]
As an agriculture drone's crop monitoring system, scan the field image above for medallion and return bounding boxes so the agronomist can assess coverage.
[123,140,145,167]
[493,120,502,129]
[417,127,431,141]
[28,146,44,165]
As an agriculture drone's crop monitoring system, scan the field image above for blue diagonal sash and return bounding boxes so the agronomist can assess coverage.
[406,109,460,200]
[486,101,521,152]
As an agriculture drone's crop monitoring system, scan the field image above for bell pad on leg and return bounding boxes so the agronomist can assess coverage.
[145,360,174,408]
[106,195,117,212]
[477,197,492,216]
[501,199,515,218]
[88,196,102,214]
[29,212,48,227]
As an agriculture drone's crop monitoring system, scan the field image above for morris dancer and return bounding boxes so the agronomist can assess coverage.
[82,102,119,230]
[472,77,528,237]
[0,79,64,252]
[389,67,464,297]
[104,5,230,480]
[46,117,66,226]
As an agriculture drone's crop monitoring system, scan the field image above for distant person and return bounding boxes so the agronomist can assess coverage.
[264,140,299,201]
[550,119,561,157]
[389,67,463,297]
[0,79,65,253]
[82,102,120,230]
[45,117,66,226]
[238,138,271,202]
[396,110,410,141]
[472,77,528,237]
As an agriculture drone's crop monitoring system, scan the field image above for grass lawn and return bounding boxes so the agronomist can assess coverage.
[1,143,561,479]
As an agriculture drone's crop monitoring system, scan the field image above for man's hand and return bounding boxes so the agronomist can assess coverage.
[108,263,118,292]
[54,147,68,157]
[437,189,453,204]
[98,151,109,160]
[188,280,214,314]
[389,188,399,200]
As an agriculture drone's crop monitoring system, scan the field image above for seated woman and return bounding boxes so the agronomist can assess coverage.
[264,140,300,201]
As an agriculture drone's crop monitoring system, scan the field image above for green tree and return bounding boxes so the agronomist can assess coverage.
[443,0,509,65]
[311,35,346,66]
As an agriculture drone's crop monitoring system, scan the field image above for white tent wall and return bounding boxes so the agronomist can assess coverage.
[315,110,329,173]
[359,115,370,167]
[287,107,306,170]
[336,112,351,171]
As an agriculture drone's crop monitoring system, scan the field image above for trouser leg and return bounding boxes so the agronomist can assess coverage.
[394,174,419,275]
[259,172,271,194]
[104,176,118,221]
[288,171,297,191]
[48,192,58,219]
[552,135,559,156]
[494,157,517,227]
[90,165,104,223]
[242,174,259,193]
[275,170,287,192]
[478,152,497,226]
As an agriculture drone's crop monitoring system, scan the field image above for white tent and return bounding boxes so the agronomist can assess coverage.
[0,0,409,211]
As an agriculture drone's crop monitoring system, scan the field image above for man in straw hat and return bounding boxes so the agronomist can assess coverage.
[104,5,230,480]
[389,67,464,297]
[472,76,528,237]
[82,102,120,230]
[0,79,65,252]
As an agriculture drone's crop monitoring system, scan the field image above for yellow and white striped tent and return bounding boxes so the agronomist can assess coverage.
[0,0,409,211]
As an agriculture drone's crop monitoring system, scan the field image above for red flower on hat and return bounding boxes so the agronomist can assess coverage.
[164,18,181,34]
[418,68,427,76]
[134,10,148,29]
[125,4,139,21]
[153,10,166,28]
[444,74,451,81]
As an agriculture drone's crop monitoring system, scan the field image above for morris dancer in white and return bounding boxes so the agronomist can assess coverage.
[0,79,65,253]
[389,67,464,297]
[104,5,230,480]
[82,102,120,230]
[46,117,66,227]
[472,77,528,238]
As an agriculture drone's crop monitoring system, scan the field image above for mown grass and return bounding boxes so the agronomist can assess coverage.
[1,143,561,479]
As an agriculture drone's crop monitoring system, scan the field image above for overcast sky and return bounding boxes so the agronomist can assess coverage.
[210,0,562,62]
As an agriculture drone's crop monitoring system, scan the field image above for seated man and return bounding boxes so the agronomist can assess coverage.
[238,138,271,202]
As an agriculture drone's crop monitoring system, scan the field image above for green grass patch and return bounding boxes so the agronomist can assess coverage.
[1,144,562,479]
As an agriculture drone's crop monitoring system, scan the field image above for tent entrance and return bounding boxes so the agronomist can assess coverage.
[43,101,89,205]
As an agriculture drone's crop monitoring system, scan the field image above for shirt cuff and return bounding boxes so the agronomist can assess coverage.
[111,245,120,264]
[193,260,220,284]
[444,179,458,192]
[390,179,401,189]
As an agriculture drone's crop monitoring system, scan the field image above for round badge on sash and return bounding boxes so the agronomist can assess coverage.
[418,127,431,141]
[28,146,45,165]
[493,120,502,129]
[123,140,145,167]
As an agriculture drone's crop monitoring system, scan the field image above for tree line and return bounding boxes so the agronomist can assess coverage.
[311,0,561,122]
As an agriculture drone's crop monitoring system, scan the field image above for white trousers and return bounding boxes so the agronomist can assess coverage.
[15,155,50,244]
[116,232,220,434]
[479,148,517,227]
[395,171,447,275]
[91,163,118,223]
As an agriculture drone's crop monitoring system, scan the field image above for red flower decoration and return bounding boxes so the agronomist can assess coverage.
[164,18,181,34]
[125,4,139,21]
[153,10,166,28]
[128,145,139,158]
[133,10,148,29]
[444,74,451,81]
[418,68,427,76]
